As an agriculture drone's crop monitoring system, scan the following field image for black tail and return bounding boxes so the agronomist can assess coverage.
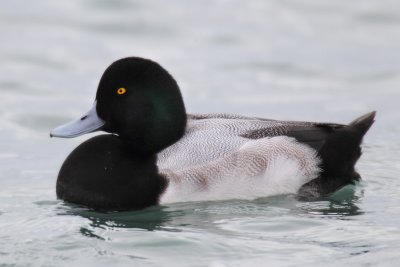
[298,111,376,200]
[348,111,376,136]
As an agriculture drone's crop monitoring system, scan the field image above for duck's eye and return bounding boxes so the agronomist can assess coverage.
[117,88,126,95]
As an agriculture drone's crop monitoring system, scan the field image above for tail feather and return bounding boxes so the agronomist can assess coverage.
[349,111,376,136]
[298,111,376,200]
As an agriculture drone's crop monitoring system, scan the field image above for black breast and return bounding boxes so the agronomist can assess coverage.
[56,134,168,211]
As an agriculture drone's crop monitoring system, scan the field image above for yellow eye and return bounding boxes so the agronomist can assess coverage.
[117,87,126,95]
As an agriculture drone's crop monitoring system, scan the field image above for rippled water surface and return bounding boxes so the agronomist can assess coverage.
[1,1,400,266]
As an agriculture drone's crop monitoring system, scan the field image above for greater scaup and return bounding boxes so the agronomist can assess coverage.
[51,57,375,211]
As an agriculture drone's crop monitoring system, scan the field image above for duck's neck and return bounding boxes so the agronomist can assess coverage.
[114,108,187,155]
[56,134,168,211]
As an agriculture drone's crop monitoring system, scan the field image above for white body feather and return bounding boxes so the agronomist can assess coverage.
[157,116,321,203]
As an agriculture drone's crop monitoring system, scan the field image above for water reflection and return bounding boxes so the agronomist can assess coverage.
[54,183,365,238]
[298,184,364,217]
[58,204,181,233]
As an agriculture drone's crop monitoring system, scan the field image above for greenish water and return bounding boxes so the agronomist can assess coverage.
[1,0,400,266]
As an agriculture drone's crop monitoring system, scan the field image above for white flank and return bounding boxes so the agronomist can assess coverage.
[159,136,320,204]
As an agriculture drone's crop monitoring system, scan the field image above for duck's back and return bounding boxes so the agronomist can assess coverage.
[157,113,340,170]
[158,112,375,201]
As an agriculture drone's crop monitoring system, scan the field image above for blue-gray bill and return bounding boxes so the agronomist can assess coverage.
[50,101,105,138]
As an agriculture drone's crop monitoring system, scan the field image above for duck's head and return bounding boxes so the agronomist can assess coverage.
[50,57,186,154]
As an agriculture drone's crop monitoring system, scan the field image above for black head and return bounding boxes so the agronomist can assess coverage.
[95,57,186,154]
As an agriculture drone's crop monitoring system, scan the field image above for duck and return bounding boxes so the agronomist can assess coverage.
[50,57,375,211]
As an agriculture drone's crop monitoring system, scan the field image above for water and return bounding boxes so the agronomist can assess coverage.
[1,0,400,266]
